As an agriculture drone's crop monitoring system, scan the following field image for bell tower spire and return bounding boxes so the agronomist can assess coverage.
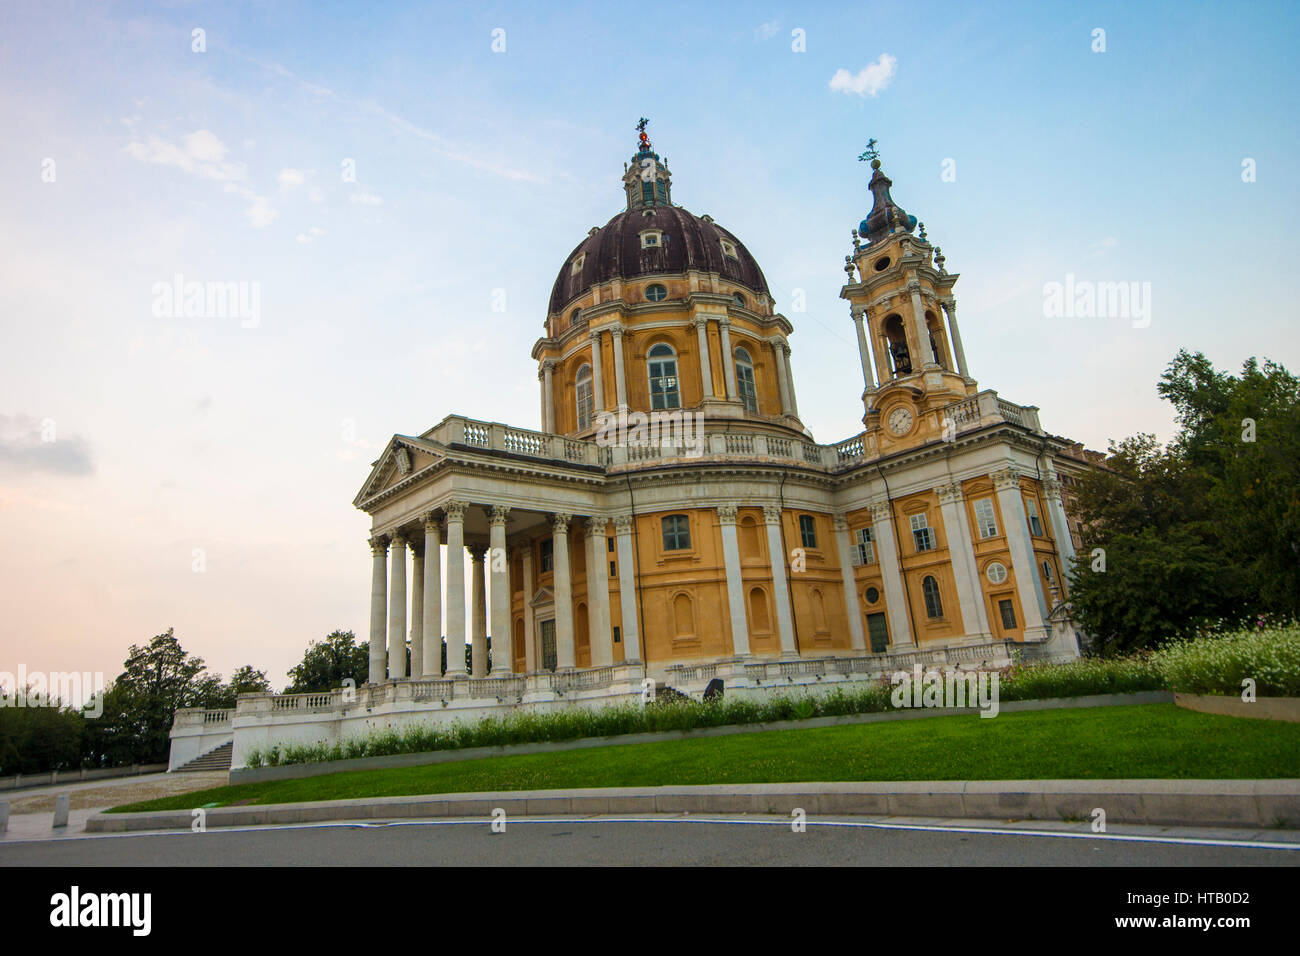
[623,117,673,210]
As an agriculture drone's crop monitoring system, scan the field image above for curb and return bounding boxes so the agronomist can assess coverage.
[229,691,1175,784]
[87,778,1300,833]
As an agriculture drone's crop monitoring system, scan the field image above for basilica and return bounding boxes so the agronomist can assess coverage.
[170,125,1090,771]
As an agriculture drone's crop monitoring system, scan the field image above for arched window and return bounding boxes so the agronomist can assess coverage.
[575,364,593,430]
[739,514,761,559]
[922,575,944,619]
[734,346,758,413]
[645,283,668,302]
[884,314,911,377]
[647,343,681,410]
[569,308,581,327]
[732,292,746,308]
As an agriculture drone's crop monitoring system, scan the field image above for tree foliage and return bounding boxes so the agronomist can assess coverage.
[286,630,369,694]
[1070,350,1299,652]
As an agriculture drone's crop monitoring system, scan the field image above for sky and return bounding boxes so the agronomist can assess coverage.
[2,0,1297,691]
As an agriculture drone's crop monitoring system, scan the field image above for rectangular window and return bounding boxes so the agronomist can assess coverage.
[854,527,875,565]
[910,513,936,552]
[799,514,817,549]
[540,539,553,573]
[613,626,621,644]
[973,497,998,538]
[607,537,615,552]
[998,599,1017,630]
[662,514,691,551]
[610,560,617,577]
[1025,498,1044,536]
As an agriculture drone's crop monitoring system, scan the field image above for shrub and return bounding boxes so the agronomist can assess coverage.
[1153,624,1300,697]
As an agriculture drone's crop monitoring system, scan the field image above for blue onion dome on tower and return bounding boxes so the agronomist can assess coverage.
[857,140,917,243]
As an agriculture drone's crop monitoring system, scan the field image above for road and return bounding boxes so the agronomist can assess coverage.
[3,815,1297,866]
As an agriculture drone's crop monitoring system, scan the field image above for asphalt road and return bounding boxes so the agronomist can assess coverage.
[3,816,1297,866]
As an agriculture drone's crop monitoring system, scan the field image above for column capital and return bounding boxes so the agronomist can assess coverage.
[935,481,965,505]
[692,314,710,330]
[850,305,867,322]
[769,336,790,356]
[551,512,572,534]
[717,504,739,525]
[489,505,511,527]
[608,322,626,338]
[541,358,558,372]
[762,504,782,525]
[718,315,732,330]
[1042,477,1064,501]
[468,543,488,560]
[369,535,388,554]
[444,499,468,522]
[588,328,603,342]
[612,513,634,535]
[940,296,956,315]
[390,532,408,548]
[906,278,922,295]
[423,512,442,534]
[832,513,849,532]
[868,498,893,523]
[991,467,1022,492]
[584,516,609,537]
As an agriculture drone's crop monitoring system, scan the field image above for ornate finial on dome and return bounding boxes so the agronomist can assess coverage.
[857,138,917,243]
[933,247,946,273]
[624,118,671,210]
[918,222,927,241]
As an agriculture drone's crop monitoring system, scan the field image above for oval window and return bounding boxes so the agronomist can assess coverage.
[646,283,668,302]
[865,586,880,605]
[873,257,891,272]
[986,562,1008,585]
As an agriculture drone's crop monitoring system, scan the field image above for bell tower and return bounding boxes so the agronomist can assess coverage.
[840,141,976,453]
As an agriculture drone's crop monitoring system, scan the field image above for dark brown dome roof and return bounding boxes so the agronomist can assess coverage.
[548,205,769,315]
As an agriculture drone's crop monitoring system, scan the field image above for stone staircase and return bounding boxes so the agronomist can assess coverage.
[175,741,233,772]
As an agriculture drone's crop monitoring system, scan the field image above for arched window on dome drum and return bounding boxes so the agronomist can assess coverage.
[569,308,581,328]
[575,364,593,430]
[922,575,944,620]
[735,347,758,413]
[647,343,681,410]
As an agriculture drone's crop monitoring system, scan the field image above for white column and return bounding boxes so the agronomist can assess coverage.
[410,547,424,678]
[589,331,605,413]
[852,307,876,390]
[421,514,441,677]
[521,544,536,673]
[909,279,936,367]
[368,537,387,684]
[992,467,1050,639]
[782,342,800,418]
[718,318,738,401]
[470,544,487,677]
[613,514,641,662]
[772,339,792,415]
[936,483,992,639]
[694,317,715,399]
[1042,474,1077,588]
[610,324,628,410]
[870,499,913,647]
[718,506,750,656]
[443,501,468,675]
[538,371,548,432]
[585,517,613,666]
[833,515,867,650]
[489,506,512,674]
[941,297,969,378]
[542,360,555,433]
[552,514,575,668]
[763,505,797,655]
[387,534,408,679]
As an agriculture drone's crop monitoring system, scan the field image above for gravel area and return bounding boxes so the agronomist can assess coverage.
[3,771,229,813]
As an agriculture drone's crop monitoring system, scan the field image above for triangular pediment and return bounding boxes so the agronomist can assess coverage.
[529,586,555,609]
[353,435,446,509]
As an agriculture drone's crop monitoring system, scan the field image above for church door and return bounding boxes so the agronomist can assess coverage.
[866,612,890,654]
[540,618,557,672]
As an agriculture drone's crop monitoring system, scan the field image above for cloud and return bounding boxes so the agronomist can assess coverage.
[829,54,898,98]
[755,20,780,40]
[278,168,306,189]
[223,183,279,228]
[349,190,383,206]
[124,129,246,181]
[0,415,93,476]
[296,226,326,244]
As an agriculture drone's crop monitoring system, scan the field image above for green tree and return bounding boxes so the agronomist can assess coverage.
[286,630,369,693]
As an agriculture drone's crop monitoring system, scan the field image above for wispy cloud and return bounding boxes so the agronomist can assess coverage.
[0,415,93,476]
[829,54,898,98]
[124,129,245,181]
[755,20,780,40]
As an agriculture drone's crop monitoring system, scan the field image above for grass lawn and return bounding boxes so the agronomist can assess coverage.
[114,703,1300,813]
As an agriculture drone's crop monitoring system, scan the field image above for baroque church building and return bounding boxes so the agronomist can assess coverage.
[170,127,1087,771]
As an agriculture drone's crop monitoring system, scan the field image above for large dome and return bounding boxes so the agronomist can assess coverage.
[548,205,770,315]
